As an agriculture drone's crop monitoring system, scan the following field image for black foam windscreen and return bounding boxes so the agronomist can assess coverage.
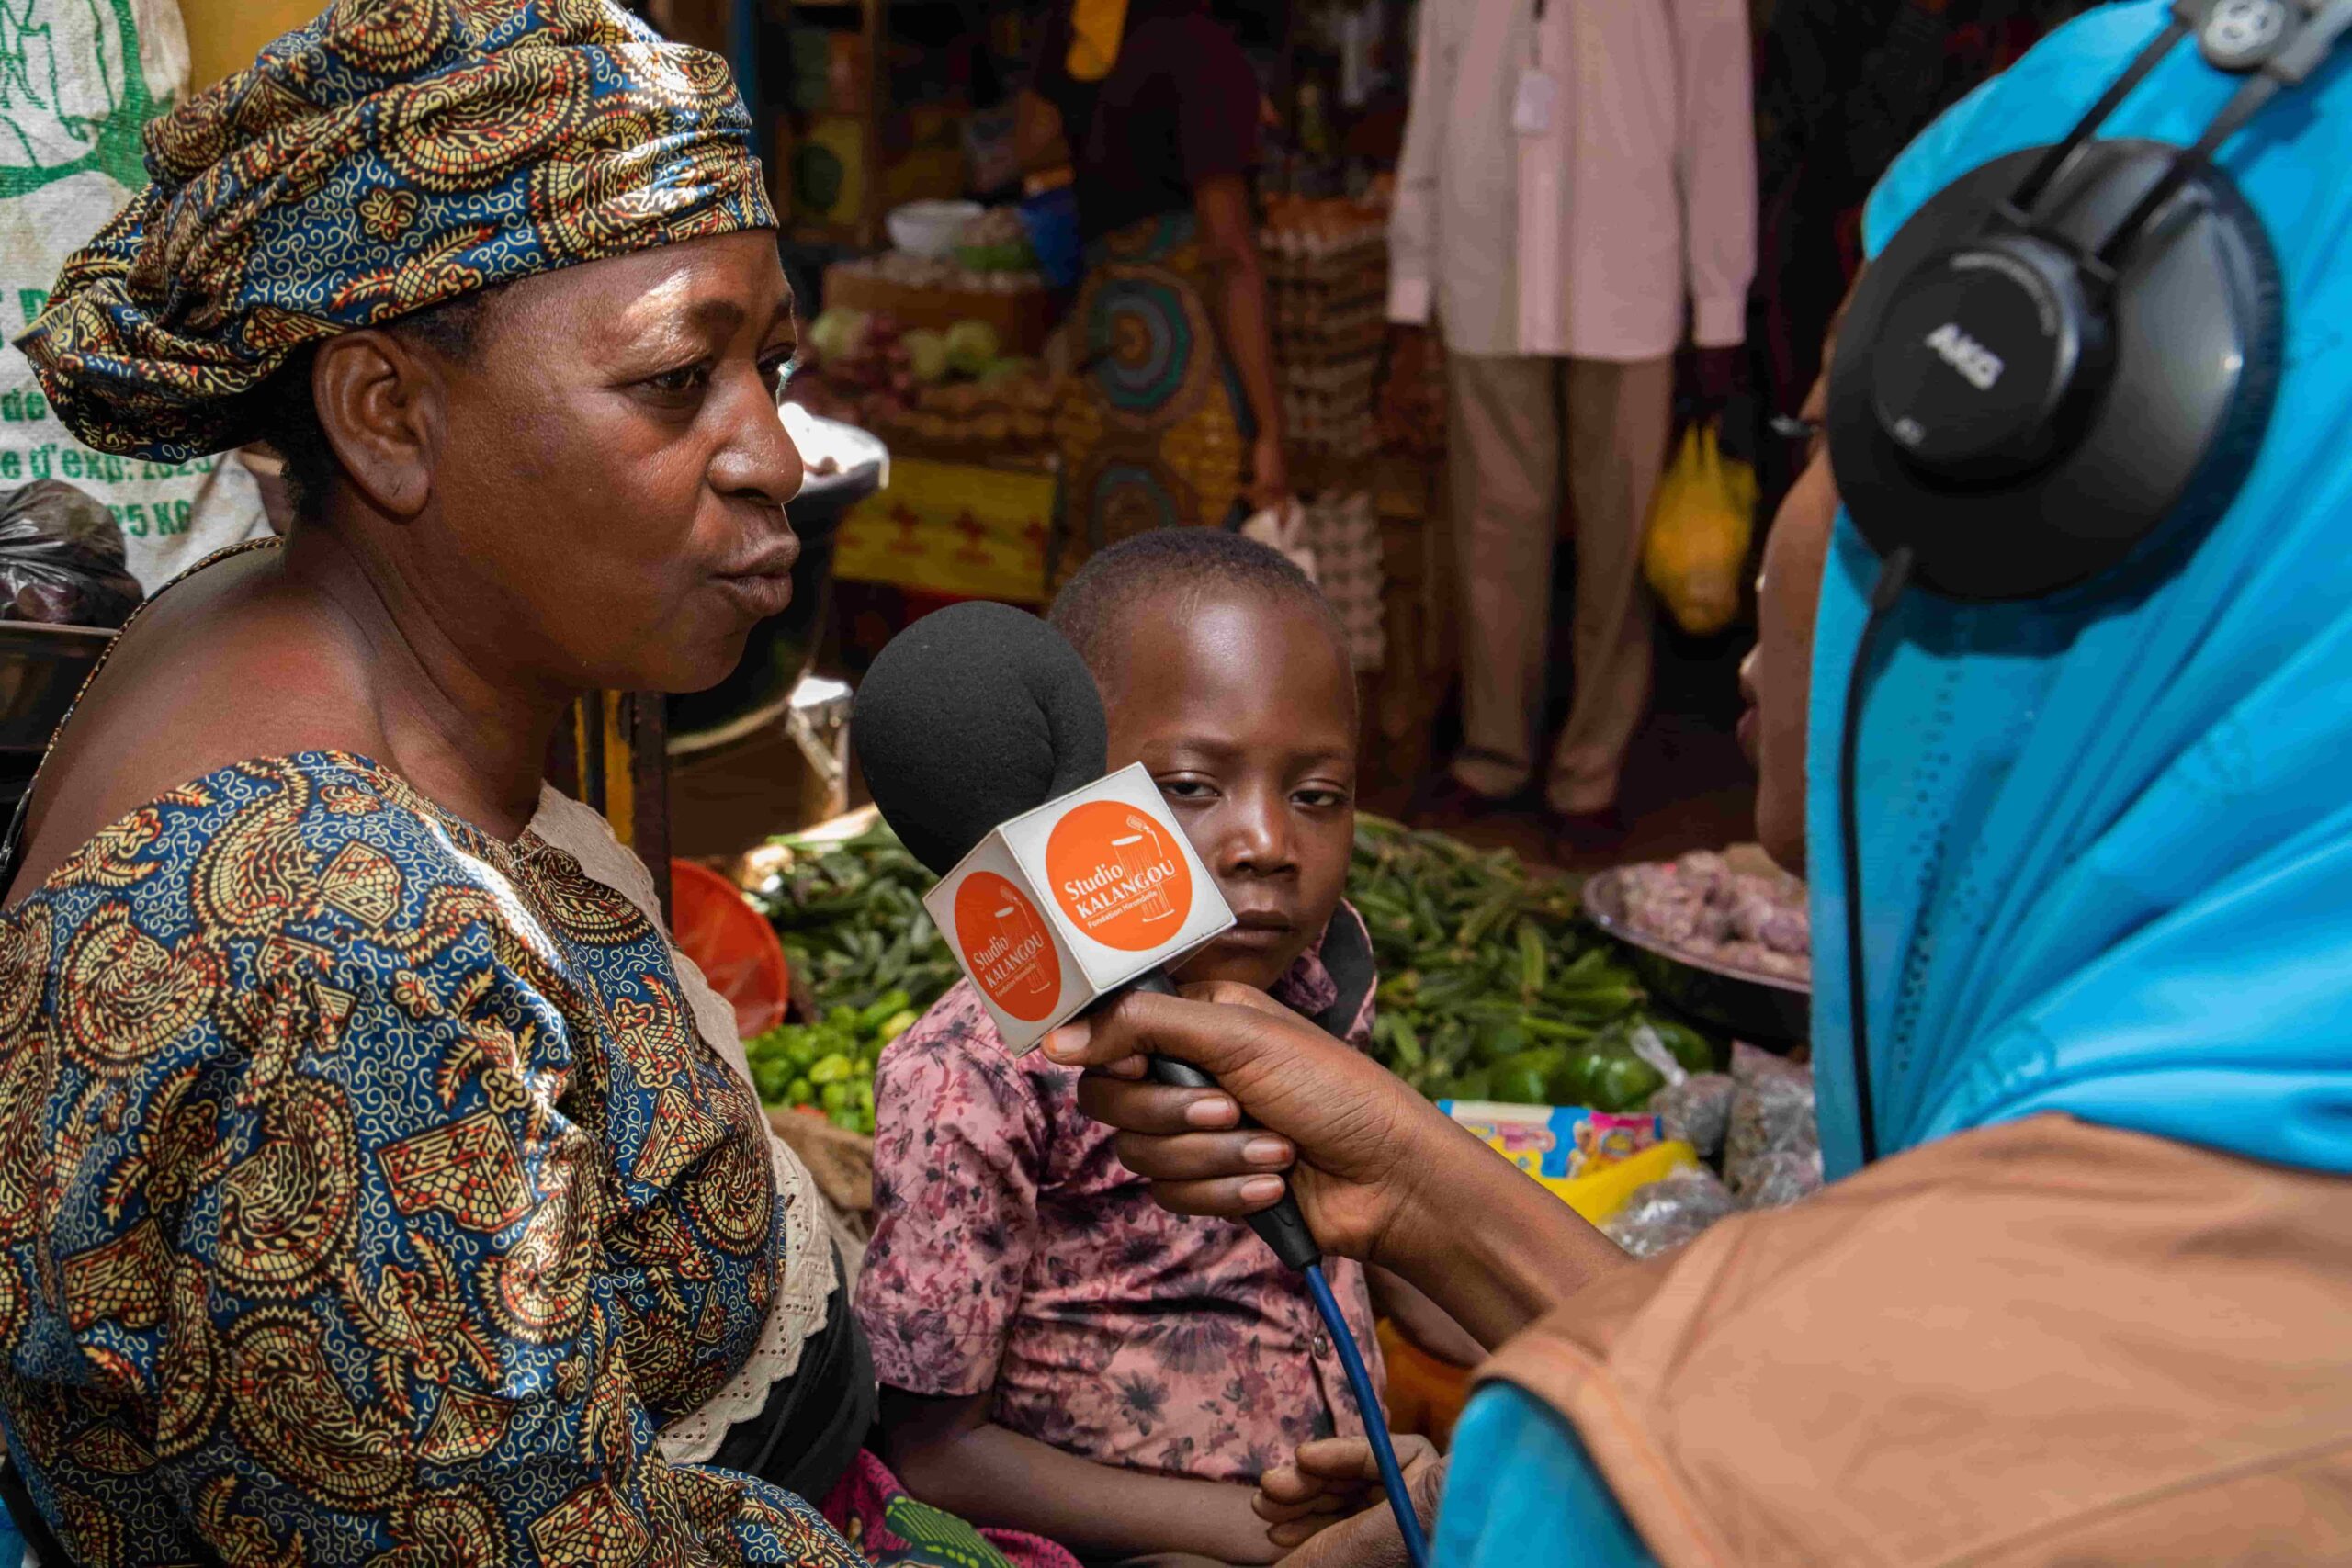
[852,601,1111,876]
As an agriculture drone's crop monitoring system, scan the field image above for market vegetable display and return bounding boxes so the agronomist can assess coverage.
[741,816,1784,1263]
[951,205,1036,275]
[831,243,1044,295]
[1351,818,1723,1111]
[741,814,1725,1129]
[737,822,960,1130]
[745,820,964,1018]
[1617,848,1810,981]
[744,994,916,1136]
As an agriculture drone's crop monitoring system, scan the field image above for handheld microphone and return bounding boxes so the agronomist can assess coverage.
[852,601,1320,1272]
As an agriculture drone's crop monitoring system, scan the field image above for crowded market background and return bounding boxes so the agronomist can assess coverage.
[4,0,2336,1564]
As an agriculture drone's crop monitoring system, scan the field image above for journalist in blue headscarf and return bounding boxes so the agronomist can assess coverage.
[1803,0,2352,1186]
[1043,4,2352,1563]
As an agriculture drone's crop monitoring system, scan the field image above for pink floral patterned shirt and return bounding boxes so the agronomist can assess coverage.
[855,914,1386,1483]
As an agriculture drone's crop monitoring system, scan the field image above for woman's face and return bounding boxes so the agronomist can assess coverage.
[413,231,804,695]
[1739,367,1841,876]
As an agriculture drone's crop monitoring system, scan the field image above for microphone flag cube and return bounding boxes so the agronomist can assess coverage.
[922,763,1237,1052]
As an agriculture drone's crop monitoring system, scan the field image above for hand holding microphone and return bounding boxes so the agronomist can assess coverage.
[1044,979,1448,1271]
[1046,975,1635,1360]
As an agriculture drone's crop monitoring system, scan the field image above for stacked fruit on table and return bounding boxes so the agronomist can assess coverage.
[950,204,1038,276]
[788,308,1058,447]
[1259,191,1389,259]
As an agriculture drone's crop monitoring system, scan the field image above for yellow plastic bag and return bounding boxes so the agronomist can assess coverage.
[1644,421,1758,637]
[1544,1139,1703,1225]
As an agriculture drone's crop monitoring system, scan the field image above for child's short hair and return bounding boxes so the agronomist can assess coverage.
[1048,527,1351,686]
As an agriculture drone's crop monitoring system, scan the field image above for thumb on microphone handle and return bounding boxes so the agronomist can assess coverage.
[1120,971,1325,1272]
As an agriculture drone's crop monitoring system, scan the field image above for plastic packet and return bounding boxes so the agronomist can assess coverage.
[1436,1100,1660,1183]
[1602,1165,1739,1259]
[1652,1072,1736,1160]
[1630,1021,1735,1158]
[1238,502,1317,584]
[1627,1021,1689,1088]
[1723,1043,1823,1210]
[0,480,141,628]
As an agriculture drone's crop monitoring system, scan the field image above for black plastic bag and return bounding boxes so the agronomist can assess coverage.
[1723,1043,1825,1210]
[0,479,142,628]
[1653,1071,1736,1160]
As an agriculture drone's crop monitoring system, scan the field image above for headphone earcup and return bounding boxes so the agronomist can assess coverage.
[2154,161,2283,573]
[1828,141,2284,602]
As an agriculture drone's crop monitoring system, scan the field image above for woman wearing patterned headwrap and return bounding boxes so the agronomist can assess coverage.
[0,3,868,1562]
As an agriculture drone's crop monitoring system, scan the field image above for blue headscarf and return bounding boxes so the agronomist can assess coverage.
[1807,0,2352,1182]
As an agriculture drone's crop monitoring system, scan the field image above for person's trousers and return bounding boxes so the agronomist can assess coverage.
[1445,353,1675,815]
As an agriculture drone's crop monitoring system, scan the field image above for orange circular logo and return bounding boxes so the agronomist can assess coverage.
[953,873,1063,1022]
[1044,801,1196,953]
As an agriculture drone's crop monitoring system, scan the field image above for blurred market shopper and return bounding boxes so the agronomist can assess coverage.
[0,2,868,1561]
[1026,0,1295,575]
[1056,4,2352,1562]
[1390,0,1755,848]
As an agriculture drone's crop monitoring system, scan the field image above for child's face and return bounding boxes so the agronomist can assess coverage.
[1099,590,1358,992]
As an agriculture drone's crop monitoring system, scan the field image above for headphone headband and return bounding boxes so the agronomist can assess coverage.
[2007,1,2351,272]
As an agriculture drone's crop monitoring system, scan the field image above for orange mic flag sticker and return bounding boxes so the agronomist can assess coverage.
[1046,800,1196,953]
[954,871,1063,1021]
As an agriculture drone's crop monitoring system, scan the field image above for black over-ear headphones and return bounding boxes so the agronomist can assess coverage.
[1822,0,2352,1162]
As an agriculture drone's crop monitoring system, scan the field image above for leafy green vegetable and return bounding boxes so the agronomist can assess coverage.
[741,818,960,1133]
[748,822,961,1021]
[1349,816,1719,1107]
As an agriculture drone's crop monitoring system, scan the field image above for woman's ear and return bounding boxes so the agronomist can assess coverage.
[311,329,446,522]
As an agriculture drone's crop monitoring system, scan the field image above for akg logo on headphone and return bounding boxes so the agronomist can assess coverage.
[2202,0,2290,71]
[1925,321,2007,392]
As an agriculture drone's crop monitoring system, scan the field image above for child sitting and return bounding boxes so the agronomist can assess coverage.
[856,532,1423,1565]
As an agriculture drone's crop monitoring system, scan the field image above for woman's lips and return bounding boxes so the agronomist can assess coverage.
[1737,704,1759,765]
[714,570,794,620]
[713,535,800,619]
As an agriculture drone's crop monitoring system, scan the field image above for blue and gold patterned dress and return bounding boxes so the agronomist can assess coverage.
[0,750,864,1566]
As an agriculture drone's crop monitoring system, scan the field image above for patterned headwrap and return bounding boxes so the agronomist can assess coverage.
[15,0,776,464]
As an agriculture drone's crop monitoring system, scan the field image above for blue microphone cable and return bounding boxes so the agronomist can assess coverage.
[1305,1263,1431,1568]
[1125,982,1430,1566]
